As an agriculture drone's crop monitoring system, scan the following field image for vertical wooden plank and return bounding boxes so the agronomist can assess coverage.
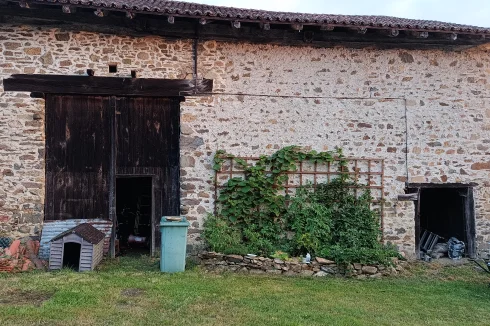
[414,188,422,257]
[44,95,111,221]
[151,175,156,256]
[327,161,330,183]
[465,187,476,258]
[109,96,116,258]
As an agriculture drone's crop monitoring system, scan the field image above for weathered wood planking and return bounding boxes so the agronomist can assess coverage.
[45,95,181,254]
[116,97,181,249]
[45,95,112,220]
[4,74,213,97]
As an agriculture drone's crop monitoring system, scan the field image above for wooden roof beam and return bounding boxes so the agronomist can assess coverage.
[3,74,213,97]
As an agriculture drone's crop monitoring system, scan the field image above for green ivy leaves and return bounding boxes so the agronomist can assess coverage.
[206,146,400,264]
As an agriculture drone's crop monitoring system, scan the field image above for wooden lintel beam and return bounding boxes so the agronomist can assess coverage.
[397,193,418,201]
[4,74,213,97]
[407,182,478,189]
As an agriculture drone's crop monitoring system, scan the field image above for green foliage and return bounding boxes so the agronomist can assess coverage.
[320,243,402,266]
[284,187,332,255]
[212,149,228,171]
[271,251,290,261]
[314,182,381,250]
[206,146,400,264]
[202,214,249,255]
[211,146,345,256]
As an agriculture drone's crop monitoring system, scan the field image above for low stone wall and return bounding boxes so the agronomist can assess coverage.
[197,252,407,278]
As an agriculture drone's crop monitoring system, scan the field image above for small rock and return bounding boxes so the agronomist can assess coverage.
[214,265,227,272]
[301,270,314,276]
[357,274,368,280]
[353,263,363,270]
[202,252,223,259]
[382,269,395,276]
[180,124,194,135]
[238,267,249,273]
[320,266,336,274]
[361,266,378,275]
[314,271,328,277]
[180,156,195,168]
[273,258,284,264]
[266,269,282,275]
[370,273,383,279]
[315,257,335,265]
[290,265,302,272]
[249,269,266,275]
[18,225,31,234]
[395,265,404,272]
[387,266,397,274]
[225,255,243,263]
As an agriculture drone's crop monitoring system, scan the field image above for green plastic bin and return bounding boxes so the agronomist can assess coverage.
[160,216,190,273]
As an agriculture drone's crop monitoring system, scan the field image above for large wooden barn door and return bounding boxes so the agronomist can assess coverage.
[115,97,180,255]
[45,95,114,221]
[45,95,180,256]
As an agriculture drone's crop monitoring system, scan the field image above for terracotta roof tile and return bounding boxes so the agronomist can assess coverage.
[25,1,490,34]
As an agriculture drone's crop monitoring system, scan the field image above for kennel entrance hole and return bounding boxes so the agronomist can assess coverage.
[62,242,81,270]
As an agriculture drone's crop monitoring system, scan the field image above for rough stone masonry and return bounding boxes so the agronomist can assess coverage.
[1,24,490,257]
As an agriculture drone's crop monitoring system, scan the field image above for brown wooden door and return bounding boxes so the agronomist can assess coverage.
[45,95,180,256]
[115,97,181,255]
[45,95,113,221]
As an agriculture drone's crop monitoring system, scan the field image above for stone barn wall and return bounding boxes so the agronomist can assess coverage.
[1,23,490,256]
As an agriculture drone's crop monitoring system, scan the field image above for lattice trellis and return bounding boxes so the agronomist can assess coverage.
[214,156,385,231]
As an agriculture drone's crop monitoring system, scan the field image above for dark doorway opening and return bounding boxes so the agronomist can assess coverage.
[116,177,153,255]
[411,185,476,259]
[62,242,81,270]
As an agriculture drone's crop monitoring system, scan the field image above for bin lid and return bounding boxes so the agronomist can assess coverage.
[160,216,190,227]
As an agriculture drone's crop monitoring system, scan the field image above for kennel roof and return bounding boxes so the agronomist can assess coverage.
[51,223,105,244]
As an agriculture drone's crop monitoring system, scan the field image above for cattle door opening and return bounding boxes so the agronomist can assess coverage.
[116,177,153,256]
[413,185,476,260]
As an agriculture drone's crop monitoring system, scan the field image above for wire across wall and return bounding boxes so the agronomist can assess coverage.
[214,156,385,235]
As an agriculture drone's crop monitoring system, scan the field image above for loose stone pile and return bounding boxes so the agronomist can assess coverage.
[198,252,407,278]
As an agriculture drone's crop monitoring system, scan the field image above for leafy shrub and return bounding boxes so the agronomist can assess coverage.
[271,251,290,261]
[284,187,332,255]
[204,147,401,265]
[242,224,278,256]
[320,243,402,266]
[202,215,249,255]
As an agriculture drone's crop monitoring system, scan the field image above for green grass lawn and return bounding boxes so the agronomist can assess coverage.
[0,257,489,326]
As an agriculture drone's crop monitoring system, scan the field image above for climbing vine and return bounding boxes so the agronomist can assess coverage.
[206,146,347,254]
[213,146,347,224]
[205,146,401,264]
